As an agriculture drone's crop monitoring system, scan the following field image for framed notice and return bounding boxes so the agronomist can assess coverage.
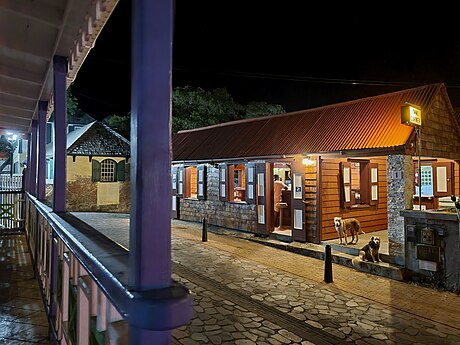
[293,173,302,199]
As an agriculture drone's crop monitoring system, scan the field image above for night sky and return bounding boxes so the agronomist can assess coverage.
[72,1,460,120]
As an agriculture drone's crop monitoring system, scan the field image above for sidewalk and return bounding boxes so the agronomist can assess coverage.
[73,213,460,344]
[171,220,459,331]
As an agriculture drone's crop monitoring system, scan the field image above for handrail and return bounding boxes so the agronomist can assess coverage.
[28,193,132,317]
[27,193,192,331]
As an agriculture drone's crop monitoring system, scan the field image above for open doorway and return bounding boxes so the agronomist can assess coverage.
[272,162,292,237]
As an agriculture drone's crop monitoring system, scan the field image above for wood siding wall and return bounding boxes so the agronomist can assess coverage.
[320,156,388,241]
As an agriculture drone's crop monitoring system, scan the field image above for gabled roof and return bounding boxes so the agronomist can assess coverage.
[46,121,130,157]
[173,84,451,162]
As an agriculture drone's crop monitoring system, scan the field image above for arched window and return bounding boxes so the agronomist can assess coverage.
[100,159,117,182]
[92,159,126,182]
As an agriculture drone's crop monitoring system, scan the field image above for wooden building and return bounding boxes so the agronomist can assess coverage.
[172,84,460,260]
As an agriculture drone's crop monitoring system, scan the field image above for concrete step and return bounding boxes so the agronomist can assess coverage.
[247,236,405,281]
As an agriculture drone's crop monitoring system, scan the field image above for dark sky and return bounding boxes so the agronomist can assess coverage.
[72,1,460,120]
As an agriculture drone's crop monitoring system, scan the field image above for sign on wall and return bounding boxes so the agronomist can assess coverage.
[401,105,422,127]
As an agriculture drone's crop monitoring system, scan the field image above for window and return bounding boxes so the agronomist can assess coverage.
[101,159,116,182]
[340,160,378,208]
[92,159,126,182]
[175,165,207,200]
[414,161,453,197]
[220,164,246,202]
[184,166,197,198]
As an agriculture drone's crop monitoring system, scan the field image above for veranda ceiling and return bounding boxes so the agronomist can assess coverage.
[0,0,119,136]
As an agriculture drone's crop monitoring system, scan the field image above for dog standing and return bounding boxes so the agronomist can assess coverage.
[333,217,365,245]
[352,236,381,266]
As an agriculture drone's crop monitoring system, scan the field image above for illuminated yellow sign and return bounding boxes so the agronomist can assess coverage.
[401,105,421,127]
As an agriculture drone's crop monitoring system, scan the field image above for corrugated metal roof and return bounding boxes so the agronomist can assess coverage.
[173,84,444,161]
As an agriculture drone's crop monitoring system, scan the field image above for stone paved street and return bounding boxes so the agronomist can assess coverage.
[73,213,460,344]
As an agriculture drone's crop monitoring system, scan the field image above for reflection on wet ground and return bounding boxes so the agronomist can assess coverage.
[0,234,52,344]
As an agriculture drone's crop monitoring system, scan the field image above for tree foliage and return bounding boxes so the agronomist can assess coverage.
[100,86,286,137]
[103,114,130,139]
[172,86,285,133]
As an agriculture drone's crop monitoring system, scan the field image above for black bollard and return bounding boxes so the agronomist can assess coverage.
[202,217,208,242]
[324,244,333,283]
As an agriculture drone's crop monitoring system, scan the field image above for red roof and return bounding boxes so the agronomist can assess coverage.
[173,84,444,161]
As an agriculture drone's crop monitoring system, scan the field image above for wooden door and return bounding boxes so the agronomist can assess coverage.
[255,162,272,235]
[291,158,306,242]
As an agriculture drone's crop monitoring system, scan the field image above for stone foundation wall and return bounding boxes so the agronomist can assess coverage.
[45,177,131,212]
[387,154,413,264]
[179,166,257,232]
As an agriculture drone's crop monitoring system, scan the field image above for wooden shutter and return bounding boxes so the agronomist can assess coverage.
[255,162,270,234]
[340,162,351,208]
[433,162,453,197]
[219,164,227,201]
[369,163,378,206]
[171,166,179,218]
[116,160,126,181]
[92,160,101,182]
[177,165,184,197]
[197,164,207,200]
[245,163,256,204]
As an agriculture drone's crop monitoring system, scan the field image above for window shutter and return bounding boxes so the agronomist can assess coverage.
[197,164,207,200]
[340,162,352,208]
[369,163,378,206]
[219,164,227,201]
[245,163,256,204]
[19,139,23,154]
[433,162,453,197]
[92,160,101,182]
[177,165,184,197]
[116,160,126,181]
[171,166,178,218]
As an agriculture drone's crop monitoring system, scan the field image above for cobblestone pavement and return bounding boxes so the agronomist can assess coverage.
[73,213,460,344]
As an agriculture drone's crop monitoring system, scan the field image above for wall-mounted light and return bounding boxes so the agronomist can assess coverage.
[302,156,315,166]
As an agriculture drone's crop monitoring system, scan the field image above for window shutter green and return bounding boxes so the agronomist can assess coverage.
[92,160,101,182]
[117,160,126,181]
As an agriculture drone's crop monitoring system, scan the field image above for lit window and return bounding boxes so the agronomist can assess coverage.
[230,164,246,202]
[341,160,378,208]
[184,166,197,198]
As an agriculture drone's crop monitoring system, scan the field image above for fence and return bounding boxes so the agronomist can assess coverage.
[0,175,24,230]
[0,174,22,191]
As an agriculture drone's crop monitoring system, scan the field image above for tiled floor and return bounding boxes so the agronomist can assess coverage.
[0,234,52,344]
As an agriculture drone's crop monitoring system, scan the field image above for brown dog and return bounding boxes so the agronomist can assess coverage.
[333,217,365,245]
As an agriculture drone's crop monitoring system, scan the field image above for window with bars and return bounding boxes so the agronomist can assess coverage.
[100,159,116,182]
[92,159,126,182]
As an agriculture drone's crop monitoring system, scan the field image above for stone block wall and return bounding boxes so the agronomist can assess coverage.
[179,166,257,232]
[387,154,413,265]
[401,210,460,292]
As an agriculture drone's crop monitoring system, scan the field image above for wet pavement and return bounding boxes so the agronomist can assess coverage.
[0,234,52,344]
[73,213,460,344]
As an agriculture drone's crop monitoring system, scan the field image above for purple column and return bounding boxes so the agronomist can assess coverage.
[37,101,47,200]
[29,120,38,196]
[53,56,67,212]
[25,134,32,192]
[129,0,176,343]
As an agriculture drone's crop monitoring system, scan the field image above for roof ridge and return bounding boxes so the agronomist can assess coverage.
[176,83,443,135]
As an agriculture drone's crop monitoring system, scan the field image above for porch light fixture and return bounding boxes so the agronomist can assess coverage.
[302,156,314,166]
